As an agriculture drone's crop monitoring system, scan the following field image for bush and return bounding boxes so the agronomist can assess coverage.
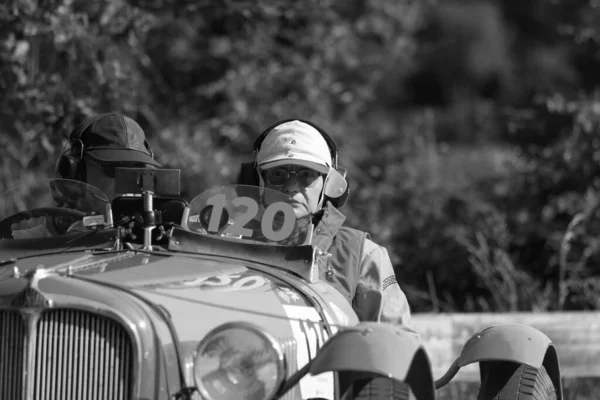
[2,0,600,314]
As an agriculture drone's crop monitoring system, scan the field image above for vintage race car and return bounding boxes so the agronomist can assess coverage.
[0,168,563,400]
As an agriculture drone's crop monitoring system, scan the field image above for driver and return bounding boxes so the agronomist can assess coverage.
[241,119,419,335]
[11,112,161,238]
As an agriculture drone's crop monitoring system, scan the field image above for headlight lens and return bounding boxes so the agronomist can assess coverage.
[193,322,286,400]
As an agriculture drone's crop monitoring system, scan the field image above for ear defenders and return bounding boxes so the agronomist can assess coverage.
[237,118,350,208]
[54,117,97,181]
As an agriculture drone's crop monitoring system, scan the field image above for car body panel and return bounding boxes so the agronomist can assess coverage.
[0,246,357,399]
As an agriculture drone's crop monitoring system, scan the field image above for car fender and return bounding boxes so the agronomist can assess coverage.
[310,322,435,400]
[457,323,563,397]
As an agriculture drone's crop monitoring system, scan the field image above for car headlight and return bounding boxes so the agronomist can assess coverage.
[193,322,286,400]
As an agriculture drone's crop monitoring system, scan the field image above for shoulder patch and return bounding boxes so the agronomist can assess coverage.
[382,275,397,290]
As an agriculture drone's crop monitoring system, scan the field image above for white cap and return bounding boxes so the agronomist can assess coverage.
[256,120,332,174]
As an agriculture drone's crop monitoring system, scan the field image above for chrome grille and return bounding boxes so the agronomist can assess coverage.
[33,309,134,400]
[0,310,25,400]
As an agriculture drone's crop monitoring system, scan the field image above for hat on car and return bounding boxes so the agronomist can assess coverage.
[71,113,161,167]
[256,120,332,174]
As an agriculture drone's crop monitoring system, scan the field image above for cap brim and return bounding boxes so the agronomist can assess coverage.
[86,149,161,167]
[259,157,329,174]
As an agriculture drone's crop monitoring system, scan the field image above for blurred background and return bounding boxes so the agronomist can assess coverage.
[2,0,600,316]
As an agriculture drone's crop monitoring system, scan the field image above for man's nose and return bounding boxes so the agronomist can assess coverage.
[281,174,302,194]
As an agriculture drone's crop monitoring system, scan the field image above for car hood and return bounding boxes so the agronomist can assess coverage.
[0,249,349,399]
[0,250,314,340]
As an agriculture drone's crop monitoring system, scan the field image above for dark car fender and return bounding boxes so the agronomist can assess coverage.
[456,323,563,397]
[309,322,435,400]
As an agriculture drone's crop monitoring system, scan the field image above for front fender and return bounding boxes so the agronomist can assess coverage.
[458,323,549,367]
[458,323,563,398]
[310,322,435,400]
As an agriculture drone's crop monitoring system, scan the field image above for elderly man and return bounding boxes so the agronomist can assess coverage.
[239,119,419,335]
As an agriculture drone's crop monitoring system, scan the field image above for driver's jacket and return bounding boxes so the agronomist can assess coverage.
[312,202,420,338]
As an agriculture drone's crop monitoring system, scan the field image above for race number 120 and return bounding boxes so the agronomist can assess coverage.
[205,194,296,241]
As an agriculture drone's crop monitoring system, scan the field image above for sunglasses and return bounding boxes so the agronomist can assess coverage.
[262,167,323,187]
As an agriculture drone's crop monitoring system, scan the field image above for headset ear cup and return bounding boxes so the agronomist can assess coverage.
[55,154,79,180]
[323,167,347,198]
[236,162,260,186]
[326,184,349,208]
[324,167,350,208]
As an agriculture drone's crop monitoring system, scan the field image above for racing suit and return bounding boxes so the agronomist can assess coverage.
[312,202,420,338]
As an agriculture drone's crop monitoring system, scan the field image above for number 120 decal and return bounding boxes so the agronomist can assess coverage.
[205,194,296,241]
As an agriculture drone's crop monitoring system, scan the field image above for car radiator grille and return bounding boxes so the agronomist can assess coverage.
[0,310,26,400]
[0,308,135,400]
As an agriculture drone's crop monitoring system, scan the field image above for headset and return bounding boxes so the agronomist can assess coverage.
[55,114,156,181]
[236,118,350,208]
[54,117,97,181]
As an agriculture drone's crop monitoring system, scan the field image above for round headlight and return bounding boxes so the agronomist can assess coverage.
[193,322,286,400]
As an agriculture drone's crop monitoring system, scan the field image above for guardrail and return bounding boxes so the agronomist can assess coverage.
[412,312,600,381]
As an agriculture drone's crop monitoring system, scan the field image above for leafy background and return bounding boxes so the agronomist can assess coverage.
[2,0,600,396]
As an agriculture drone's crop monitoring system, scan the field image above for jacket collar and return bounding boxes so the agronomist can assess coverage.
[311,202,346,251]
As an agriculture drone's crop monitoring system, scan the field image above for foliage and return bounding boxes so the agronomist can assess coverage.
[2,0,600,313]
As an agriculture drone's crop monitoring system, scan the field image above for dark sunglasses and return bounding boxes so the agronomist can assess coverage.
[262,167,322,187]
